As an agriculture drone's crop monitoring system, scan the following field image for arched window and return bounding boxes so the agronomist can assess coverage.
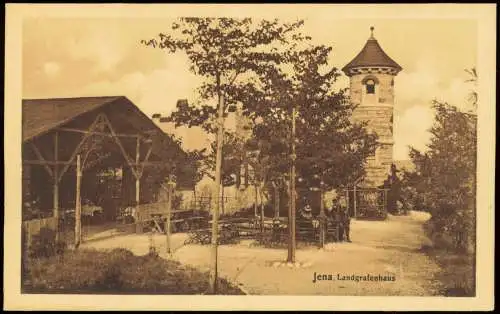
[366,79,376,94]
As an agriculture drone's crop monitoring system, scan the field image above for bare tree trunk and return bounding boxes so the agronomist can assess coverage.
[319,188,325,248]
[209,93,224,295]
[53,131,59,241]
[260,185,265,234]
[254,184,258,217]
[274,183,280,219]
[288,106,297,263]
[221,183,225,215]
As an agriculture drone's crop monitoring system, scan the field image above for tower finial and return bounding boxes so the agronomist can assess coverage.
[370,26,375,38]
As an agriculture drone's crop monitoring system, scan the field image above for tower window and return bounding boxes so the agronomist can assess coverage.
[366,79,376,94]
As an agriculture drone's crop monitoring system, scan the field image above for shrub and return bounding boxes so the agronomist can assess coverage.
[23,248,244,295]
[28,227,66,259]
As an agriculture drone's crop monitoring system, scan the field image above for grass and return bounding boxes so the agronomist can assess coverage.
[22,248,245,295]
[421,245,475,297]
[421,219,476,297]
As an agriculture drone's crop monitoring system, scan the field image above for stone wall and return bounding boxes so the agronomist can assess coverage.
[378,143,393,168]
[349,73,395,107]
[363,166,390,187]
[352,105,393,141]
[348,69,396,187]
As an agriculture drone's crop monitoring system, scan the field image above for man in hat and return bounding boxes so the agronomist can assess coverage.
[300,203,313,220]
[325,201,339,242]
[338,197,351,242]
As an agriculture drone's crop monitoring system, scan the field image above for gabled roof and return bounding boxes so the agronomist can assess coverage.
[342,29,402,75]
[22,96,197,189]
[22,96,122,142]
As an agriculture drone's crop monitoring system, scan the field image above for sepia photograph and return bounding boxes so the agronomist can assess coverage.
[4,3,495,311]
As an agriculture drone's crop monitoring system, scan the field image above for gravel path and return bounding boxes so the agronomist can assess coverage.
[82,211,443,295]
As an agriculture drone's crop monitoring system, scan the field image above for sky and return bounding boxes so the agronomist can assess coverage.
[22,16,477,160]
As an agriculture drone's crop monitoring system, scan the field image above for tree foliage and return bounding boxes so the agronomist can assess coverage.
[245,44,378,192]
[142,17,308,133]
[143,17,377,197]
[403,99,477,252]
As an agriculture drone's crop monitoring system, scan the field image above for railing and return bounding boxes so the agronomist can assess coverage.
[345,188,389,219]
[183,216,342,247]
[22,216,58,247]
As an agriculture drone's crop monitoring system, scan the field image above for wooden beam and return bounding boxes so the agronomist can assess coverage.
[75,154,82,248]
[57,113,105,183]
[140,161,166,167]
[135,137,141,206]
[23,160,165,167]
[140,144,154,176]
[23,160,76,166]
[57,127,142,139]
[101,114,140,180]
[30,141,54,179]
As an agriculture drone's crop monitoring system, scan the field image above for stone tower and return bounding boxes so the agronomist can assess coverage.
[342,27,403,187]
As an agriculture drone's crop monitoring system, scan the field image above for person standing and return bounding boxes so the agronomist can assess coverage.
[338,197,351,242]
[300,203,313,220]
[342,208,352,242]
[325,203,338,242]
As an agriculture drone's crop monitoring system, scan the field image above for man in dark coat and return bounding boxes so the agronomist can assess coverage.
[338,197,351,242]
[326,201,340,242]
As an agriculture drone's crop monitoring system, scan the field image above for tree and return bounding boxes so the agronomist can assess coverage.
[244,45,378,195]
[379,163,404,215]
[465,67,478,110]
[142,18,308,133]
[142,17,308,294]
[405,100,477,252]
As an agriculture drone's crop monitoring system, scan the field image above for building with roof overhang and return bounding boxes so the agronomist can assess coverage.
[22,96,197,229]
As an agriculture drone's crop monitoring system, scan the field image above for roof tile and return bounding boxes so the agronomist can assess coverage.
[342,37,402,75]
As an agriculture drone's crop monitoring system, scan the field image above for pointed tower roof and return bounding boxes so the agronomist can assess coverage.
[342,27,402,75]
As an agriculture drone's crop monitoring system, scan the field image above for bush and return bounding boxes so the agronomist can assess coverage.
[28,227,66,259]
[23,248,244,295]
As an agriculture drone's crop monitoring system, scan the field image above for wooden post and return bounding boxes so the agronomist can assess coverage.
[209,93,224,294]
[135,137,141,206]
[345,188,350,216]
[274,183,280,219]
[353,185,357,218]
[53,132,60,241]
[260,186,264,235]
[254,184,258,218]
[53,132,59,218]
[75,154,82,248]
[288,106,297,264]
[166,181,172,255]
[134,138,142,234]
[384,188,388,214]
[221,183,225,215]
[319,187,325,248]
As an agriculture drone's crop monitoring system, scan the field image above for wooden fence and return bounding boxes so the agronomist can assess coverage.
[345,188,389,219]
[22,216,58,248]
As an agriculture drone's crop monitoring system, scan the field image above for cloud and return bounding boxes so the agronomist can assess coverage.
[79,52,202,114]
[43,61,61,77]
[159,122,213,152]
[396,57,472,111]
[393,105,434,160]
[66,24,126,74]
[392,57,474,159]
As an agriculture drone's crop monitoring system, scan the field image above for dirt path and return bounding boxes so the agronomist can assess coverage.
[82,211,443,295]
